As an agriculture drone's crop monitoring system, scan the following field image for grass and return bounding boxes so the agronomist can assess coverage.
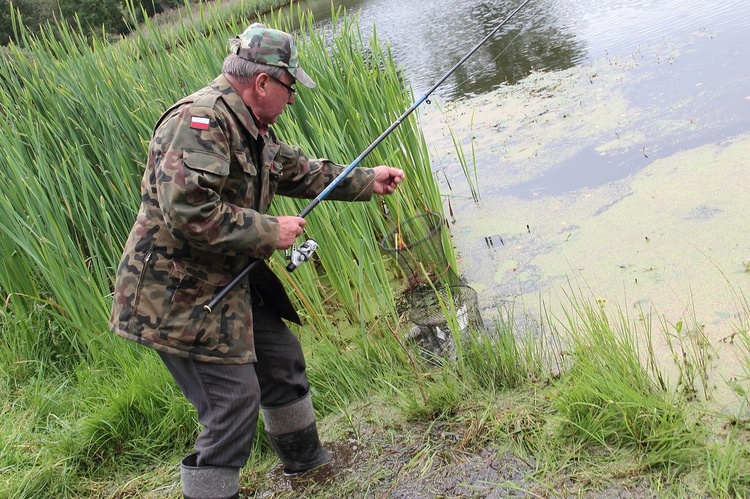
[2,291,750,496]
[0,1,748,498]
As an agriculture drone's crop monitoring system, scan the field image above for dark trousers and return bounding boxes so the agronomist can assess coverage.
[158,302,309,468]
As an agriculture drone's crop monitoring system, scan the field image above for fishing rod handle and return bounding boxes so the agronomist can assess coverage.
[205,202,314,314]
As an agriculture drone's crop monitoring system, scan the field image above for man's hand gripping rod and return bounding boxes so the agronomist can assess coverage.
[203,0,532,313]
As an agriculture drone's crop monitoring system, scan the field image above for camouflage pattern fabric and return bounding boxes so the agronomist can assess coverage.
[110,75,375,364]
[232,23,316,89]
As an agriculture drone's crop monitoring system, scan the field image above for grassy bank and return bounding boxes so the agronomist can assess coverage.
[0,1,748,497]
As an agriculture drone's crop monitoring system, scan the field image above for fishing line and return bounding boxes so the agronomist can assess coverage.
[302,9,532,281]
[276,8,532,241]
[298,138,423,240]
[457,29,526,89]
[205,0,534,313]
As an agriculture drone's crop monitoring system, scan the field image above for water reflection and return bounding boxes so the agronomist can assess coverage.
[295,0,749,102]
[300,0,587,100]
[449,3,588,97]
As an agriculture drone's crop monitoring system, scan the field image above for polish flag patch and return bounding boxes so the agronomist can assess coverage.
[190,116,210,130]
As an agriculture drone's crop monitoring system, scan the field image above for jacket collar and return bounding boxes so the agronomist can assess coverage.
[210,75,264,139]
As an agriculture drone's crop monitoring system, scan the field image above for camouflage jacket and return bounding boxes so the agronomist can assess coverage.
[109,75,375,364]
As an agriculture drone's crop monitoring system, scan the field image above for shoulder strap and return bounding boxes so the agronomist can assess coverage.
[151,86,222,137]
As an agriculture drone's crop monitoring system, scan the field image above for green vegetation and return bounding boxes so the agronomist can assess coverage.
[1,0,178,46]
[0,0,262,46]
[0,2,748,498]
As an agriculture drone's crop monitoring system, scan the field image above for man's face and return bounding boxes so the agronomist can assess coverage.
[253,72,297,126]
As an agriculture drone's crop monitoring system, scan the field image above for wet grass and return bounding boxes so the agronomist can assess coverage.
[284,294,747,499]
[3,290,750,496]
[220,295,748,498]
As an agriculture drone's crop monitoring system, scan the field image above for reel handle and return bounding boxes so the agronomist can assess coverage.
[285,239,319,272]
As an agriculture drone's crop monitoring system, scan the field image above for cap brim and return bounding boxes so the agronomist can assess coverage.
[290,66,316,89]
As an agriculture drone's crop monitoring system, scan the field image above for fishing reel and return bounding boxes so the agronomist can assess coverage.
[285,239,319,272]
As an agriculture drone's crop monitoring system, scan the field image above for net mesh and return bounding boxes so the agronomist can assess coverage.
[379,212,459,289]
[381,214,482,358]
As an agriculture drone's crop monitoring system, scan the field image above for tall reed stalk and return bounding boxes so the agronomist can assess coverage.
[0,5,453,367]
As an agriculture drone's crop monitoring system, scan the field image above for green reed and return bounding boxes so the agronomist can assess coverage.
[550,293,703,471]
[266,8,453,324]
[0,4,453,369]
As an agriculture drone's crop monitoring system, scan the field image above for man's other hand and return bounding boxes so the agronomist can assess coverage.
[372,166,405,195]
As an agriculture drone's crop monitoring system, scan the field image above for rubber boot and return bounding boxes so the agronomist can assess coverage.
[180,453,240,499]
[261,392,333,476]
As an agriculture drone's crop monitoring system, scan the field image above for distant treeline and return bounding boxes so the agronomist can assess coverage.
[0,0,193,45]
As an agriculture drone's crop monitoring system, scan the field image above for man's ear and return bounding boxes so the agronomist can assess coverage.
[255,73,270,96]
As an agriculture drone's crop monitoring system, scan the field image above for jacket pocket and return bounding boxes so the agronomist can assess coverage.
[160,260,226,345]
[235,151,257,176]
[233,150,258,209]
[265,159,282,202]
[161,260,252,358]
[183,149,230,177]
[129,251,153,319]
[268,158,282,179]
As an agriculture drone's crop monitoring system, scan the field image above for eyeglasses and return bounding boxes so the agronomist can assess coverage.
[267,74,297,95]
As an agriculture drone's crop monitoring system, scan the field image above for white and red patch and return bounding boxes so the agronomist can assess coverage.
[190,116,210,130]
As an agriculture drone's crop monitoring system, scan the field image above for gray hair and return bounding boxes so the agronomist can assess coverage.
[222,39,290,84]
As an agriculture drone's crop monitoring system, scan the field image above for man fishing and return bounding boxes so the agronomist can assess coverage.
[109,23,404,499]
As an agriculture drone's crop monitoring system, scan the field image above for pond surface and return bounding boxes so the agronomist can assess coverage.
[296,0,750,412]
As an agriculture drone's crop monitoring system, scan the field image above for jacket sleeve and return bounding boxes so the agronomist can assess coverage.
[273,141,376,201]
[153,106,279,259]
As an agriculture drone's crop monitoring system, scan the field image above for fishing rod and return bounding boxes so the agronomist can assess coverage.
[204,0,533,313]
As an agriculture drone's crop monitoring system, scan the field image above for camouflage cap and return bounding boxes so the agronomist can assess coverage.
[232,23,316,89]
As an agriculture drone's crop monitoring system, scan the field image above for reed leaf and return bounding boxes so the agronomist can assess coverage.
[0,5,452,368]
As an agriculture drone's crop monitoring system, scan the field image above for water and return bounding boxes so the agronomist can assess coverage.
[298,0,750,204]
[302,0,749,99]
[296,0,750,411]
